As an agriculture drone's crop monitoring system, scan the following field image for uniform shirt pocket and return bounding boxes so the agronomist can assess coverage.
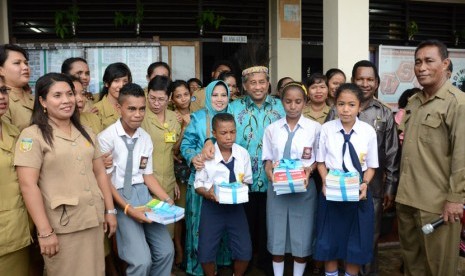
[420,115,442,143]
[49,197,79,229]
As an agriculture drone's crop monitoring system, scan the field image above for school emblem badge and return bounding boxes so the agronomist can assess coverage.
[19,138,33,152]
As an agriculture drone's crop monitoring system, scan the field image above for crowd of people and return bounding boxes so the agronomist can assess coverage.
[0,39,464,276]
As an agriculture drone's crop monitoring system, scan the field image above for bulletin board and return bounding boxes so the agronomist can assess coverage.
[17,42,161,94]
[279,0,301,39]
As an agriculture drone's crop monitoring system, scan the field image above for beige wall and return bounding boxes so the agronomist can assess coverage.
[270,0,302,91]
[0,0,9,44]
[323,0,370,78]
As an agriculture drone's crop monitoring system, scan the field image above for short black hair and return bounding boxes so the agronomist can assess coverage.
[147,75,171,97]
[398,88,421,109]
[212,113,236,131]
[305,73,327,88]
[187,78,202,88]
[415,40,448,60]
[335,83,363,103]
[448,60,453,73]
[100,62,132,101]
[352,60,380,83]
[217,71,236,82]
[277,77,293,91]
[61,57,87,74]
[326,68,346,82]
[0,44,29,67]
[146,61,171,78]
[118,83,145,104]
[211,60,234,74]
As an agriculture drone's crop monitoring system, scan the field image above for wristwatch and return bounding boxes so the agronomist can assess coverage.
[105,209,117,215]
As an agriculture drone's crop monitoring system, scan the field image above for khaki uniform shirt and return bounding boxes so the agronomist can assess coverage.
[94,95,119,130]
[2,87,34,131]
[396,81,465,213]
[14,124,105,234]
[141,109,181,196]
[189,87,206,113]
[0,122,31,256]
[82,100,94,113]
[80,112,103,135]
[302,104,330,125]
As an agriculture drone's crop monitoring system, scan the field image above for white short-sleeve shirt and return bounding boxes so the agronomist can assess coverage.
[262,115,321,167]
[194,143,253,190]
[316,118,379,172]
[98,119,154,189]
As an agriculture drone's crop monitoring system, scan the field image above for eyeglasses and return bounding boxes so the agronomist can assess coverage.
[0,86,10,95]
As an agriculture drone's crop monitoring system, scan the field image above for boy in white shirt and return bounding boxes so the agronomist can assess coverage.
[194,113,252,276]
[98,83,174,276]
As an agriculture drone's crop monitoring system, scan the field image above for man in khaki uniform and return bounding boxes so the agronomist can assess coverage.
[396,40,465,276]
[190,60,233,112]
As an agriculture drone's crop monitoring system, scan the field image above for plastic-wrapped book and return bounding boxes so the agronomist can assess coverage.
[325,170,360,202]
[272,159,307,195]
[214,182,249,204]
[141,199,185,224]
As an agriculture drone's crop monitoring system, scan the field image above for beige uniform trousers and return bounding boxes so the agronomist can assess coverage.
[397,203,461,276]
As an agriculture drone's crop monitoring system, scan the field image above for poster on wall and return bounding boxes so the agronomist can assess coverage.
[377,45,465,110]
[18,42,160,96]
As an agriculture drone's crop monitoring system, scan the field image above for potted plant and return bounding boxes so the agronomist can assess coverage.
[196,10,225,36]
[55,4,80,38]
[114,0,144,36]
[407,20,418,41]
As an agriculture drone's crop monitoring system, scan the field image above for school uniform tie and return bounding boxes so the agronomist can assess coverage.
[221,158,237,183]
[340,129,363,176]
[283,124,299,159]
[121,136,138,198]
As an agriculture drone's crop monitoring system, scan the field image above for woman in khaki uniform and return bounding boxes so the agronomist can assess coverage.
[15,73,117,276]
[94,63,132,130]
[303,73,330,125]
[0,78,31,276]
[72,77,102,135]
[0,44,33,131]
[141,76,181,236]
[61,57,96,113]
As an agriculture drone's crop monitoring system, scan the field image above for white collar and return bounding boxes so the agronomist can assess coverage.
[213,142,238,164]
[335,117,363,134]
[115,119,142,139]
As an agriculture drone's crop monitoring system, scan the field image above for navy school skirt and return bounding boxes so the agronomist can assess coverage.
[314,190,374,265]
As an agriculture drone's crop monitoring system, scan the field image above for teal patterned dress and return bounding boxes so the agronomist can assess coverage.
[180,80,231,275]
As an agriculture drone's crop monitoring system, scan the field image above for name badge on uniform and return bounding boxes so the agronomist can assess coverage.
[164,132,176,143]
[301,147,312,159]
[139,156,148,169]
[359,153,367,167]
